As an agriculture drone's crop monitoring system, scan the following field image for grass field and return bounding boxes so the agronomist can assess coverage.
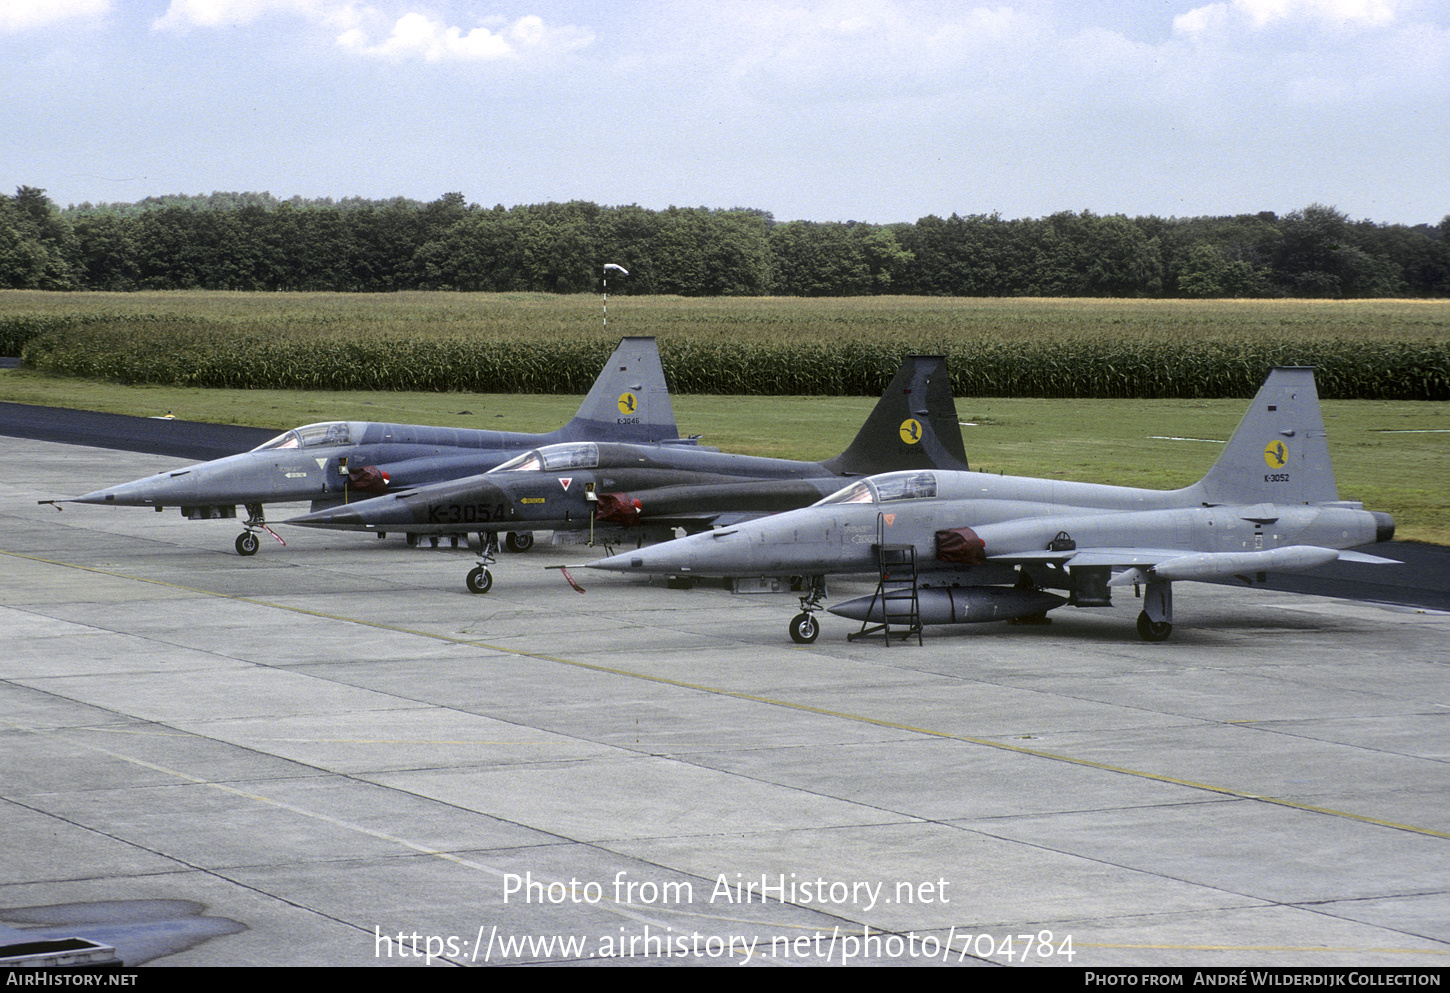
[2,291,1445,542]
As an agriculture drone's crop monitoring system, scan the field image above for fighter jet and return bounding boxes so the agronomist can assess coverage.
[283,356,971,593]
[57,337,684,556]
[586,367,1398,643]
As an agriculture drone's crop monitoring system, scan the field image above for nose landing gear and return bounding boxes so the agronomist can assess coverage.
[789,577,828,644]
[465,532,501,593]
[236,504,284,556]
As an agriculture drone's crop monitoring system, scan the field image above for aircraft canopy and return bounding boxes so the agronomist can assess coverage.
[251,422,361,451]
[815,471,938,506]
[492,442,600,473]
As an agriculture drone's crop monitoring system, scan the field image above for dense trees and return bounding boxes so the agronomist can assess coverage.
[1,186,77,289]
[2,187,1445,297]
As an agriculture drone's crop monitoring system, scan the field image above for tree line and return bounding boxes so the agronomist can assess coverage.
[3,186,1446,297]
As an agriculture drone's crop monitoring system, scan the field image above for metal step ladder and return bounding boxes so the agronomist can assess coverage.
[848,524,923,645]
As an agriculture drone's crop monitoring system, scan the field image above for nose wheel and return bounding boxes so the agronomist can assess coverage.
[465,532,501,593]
[789,612,819,644]
[235,504,282,556]
[788,577,827,643]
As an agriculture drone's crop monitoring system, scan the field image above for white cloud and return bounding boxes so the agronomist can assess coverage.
[1173,3,1231,35]
[0,0,109,32]
[716,2,1047,102]
[336,11,594,62]
[337,12,508,60]
[148,1,593,62]
[1238,0,1399,27]
[152,0,329,32]
[1175,0,1401,36]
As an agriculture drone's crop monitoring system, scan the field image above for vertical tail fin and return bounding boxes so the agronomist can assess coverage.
[821,356,971,475]
[559,337,681,444]
[1190,367,1339,506]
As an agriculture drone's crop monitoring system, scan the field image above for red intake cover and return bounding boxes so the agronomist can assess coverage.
[936,526,986,565]
[595,493,642,525]
[348,466,391,493]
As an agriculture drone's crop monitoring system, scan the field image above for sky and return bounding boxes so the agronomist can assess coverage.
[3,0,1447,225]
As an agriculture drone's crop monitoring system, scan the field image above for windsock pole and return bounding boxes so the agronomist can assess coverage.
[603,263,628,326]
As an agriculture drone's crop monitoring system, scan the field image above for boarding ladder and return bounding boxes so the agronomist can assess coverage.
[847,515,923,645]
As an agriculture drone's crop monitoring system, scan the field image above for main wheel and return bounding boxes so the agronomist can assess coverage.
[789,612,819,644]
[505,532,535,553]
[235,531,260,556]
[1136,611,1172,642]
[466,566,493,594]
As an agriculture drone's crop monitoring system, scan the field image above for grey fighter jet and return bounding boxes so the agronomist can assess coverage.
[586,368,1398,643]
[57,337,683,556]
[283,356,971,593]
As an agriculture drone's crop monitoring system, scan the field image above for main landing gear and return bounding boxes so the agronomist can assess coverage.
[466,532,501,594]
[1136,612,1172,642]
[789,577,828,644]
[235,503,283,556]
[1135,580,1173,642]
[408,531,532,552]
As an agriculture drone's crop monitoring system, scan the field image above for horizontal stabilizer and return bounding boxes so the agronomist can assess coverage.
[1334,550,1402,566]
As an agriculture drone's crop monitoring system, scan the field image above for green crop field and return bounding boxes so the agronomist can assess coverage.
[3,291,1447,398]
[2,291,1446,542]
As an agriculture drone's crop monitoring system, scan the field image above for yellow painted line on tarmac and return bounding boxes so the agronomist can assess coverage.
[6,548,1449,843]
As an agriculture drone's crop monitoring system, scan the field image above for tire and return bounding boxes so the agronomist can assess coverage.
[789,612,819,644]
[235,532,260,556]
[466,566,493,594]
[505,532,535,553]
[1136,611,1172,642]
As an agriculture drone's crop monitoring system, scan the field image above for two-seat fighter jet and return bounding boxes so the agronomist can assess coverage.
[586,368,1398,643]
[57,337,683,555]
[283,356,971,593]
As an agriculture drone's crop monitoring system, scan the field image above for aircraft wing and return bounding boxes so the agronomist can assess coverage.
[992,548,1178,567]
[1101,546,1393,585]
[989,545,1400,585]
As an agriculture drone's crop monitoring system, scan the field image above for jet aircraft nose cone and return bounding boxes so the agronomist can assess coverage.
[68,487,123,505]
[586,535,704,574]
[67,475,171,506]
[585,550,647,572]
[285,506,367,528]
